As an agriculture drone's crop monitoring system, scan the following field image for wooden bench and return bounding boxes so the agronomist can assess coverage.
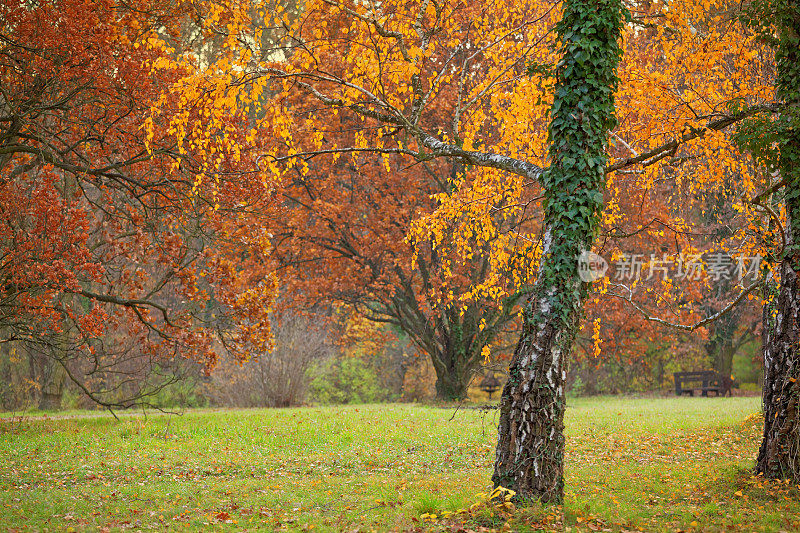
[479,373,502,399]
[673,371,722,397]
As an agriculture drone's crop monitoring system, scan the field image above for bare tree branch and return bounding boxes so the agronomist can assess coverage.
[606,103,782,173]
[604,280,762,332]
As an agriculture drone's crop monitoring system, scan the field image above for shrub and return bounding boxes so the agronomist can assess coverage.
[308,354,386,404]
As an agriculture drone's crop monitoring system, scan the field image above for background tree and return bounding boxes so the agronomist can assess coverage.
[268,152,536,399]
[145,0,560,400]
[0,0,277,409]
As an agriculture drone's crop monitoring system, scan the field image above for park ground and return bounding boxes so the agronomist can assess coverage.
[1,397,799,532]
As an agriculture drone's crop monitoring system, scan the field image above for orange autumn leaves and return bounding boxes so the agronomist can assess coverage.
[145,0,776,353]
[0,0,277,376]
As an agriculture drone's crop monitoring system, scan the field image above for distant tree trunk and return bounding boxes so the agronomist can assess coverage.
[706,309,739,395]
[492,0,624,504]
[754,0,800,481]
[39,390,64,410]
[704,271,749,392]
[29,350,66,411]
[408,302,498,401]
[716,345,735,383]
[430,322,481,401]
[583,361,598,395]
[432,361,469,400]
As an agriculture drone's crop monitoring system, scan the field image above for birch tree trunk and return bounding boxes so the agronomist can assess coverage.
[491,0,625,503]
[757,239,800,477]
[492,230,582,502]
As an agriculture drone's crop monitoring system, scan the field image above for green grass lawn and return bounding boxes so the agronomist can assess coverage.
[1,397,797,532]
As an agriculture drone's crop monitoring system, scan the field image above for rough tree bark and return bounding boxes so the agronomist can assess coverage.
[754,0,800,480]
[492,0,625,503]
[492,232,581,502]
[758,246,800,476]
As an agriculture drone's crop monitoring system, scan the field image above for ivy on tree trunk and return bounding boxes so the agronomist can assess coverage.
[492,0,625,504]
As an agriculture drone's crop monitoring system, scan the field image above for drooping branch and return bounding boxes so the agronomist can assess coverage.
[605,280,763,332]
[261,68,545,181]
